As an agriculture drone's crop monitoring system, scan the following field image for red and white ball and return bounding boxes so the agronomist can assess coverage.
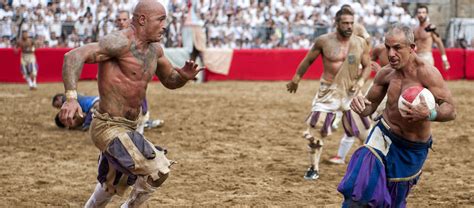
[398,86,436,117]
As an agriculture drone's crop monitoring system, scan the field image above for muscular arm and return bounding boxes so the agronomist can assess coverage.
[62,32,128,91]
[421,66,456,121]
[291,37,323,82]
[155,47,188,89]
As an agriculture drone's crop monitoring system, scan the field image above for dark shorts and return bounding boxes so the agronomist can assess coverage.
[337,118,432,207]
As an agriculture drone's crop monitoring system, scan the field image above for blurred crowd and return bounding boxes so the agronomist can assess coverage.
[0,0,425,49]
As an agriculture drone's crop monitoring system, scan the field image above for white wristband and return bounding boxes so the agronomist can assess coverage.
[65,90,78,100]
[441,55,448,62]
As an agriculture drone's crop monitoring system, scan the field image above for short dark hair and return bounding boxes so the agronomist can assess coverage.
[416,4,429,13]
[335,6,354,22]
[52,93,65,106]
[55,113,66,128]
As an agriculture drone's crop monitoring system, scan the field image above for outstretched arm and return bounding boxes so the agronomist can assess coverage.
[287,37,323,93]
[63,32,128,91]
[155,46,203,89]
[61,32,128,126]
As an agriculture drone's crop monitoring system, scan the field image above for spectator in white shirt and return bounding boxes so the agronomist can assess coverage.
[48,31,59,47]
[49,15,62,38]
[74,16,87,38]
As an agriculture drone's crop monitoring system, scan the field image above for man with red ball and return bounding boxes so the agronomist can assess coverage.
[337,23,456,207]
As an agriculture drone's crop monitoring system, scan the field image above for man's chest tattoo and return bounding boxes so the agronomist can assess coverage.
[130,42,156,72]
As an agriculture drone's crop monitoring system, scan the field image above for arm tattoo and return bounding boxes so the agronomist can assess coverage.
[63,52,85,90]
[99,32,128,57]
[165,70,187,89]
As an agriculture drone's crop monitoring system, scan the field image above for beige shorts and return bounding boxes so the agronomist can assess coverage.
[90,111,171,195]
[417,52,434,65]
[20,53,38,76]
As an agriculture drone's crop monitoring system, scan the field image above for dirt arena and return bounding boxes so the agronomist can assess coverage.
[0,80,473,207]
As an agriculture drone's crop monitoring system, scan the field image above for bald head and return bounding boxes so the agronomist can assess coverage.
[133,0,167,18]
[131,0,168,42]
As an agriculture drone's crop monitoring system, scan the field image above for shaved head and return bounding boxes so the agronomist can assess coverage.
[133,0,167,18]
[131,0,168,42]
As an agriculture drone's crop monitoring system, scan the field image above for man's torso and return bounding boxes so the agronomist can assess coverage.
[380,58,432,141]
[319,33,365,82]
[97,31,161,120]
[414,24,433,53]
[19,39,34,53]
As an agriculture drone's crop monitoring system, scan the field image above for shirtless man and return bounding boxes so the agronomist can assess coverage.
[331,4,371,128]
[338,24,456,207]
[328,4,373,165]
[17,30,38,90]
[115,10,165,133]
[414,4,450,70]
[59,0,202,207]
[329,43,389,165]
[286,6,371,180]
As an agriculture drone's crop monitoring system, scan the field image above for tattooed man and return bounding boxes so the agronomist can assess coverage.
[286,6,371,180]
[59,0,202,207]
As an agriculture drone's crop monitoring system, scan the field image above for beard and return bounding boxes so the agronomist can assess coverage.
[337,27,352,38]
[418,16,427,23]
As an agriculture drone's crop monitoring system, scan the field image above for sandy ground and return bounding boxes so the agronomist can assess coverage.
[0,80,473,207]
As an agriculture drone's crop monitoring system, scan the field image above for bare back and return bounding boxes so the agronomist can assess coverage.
[414,25,433,53]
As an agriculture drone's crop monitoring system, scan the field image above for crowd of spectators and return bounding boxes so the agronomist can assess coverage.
[0,0,422,49]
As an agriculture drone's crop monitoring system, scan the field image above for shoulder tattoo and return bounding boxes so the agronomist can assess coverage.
[99,33,128,57]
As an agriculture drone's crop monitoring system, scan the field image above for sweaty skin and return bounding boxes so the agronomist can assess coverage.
[287,14,371,92]
[351,29,456,142]
[60,0,201,125]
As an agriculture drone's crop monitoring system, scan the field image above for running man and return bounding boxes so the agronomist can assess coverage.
[114,10,165,133]
[286,6,371,180]
[329,43,389,165]
[414,4,450,70]
[59,0,202,207]
[17,30,39,90]
[338,24,456,207]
